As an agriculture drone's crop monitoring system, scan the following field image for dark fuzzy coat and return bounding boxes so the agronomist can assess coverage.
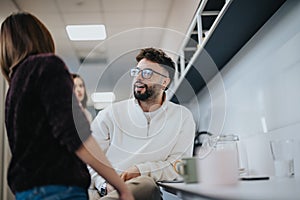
[5,53,91,193]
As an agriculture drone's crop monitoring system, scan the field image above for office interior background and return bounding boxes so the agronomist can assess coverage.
[1,0,300,199]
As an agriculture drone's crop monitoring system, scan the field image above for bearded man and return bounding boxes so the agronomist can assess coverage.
[89,48,195,200]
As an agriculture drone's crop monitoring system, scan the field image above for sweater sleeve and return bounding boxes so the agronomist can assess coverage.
[89,108,112,190]
[90,109,111,152]
[136,109,196,181]
[39,55,91,152]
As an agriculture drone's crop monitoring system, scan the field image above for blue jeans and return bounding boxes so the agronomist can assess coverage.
[15,185,88,200]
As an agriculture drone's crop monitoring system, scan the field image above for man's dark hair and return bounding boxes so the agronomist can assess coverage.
[136,48,176,82]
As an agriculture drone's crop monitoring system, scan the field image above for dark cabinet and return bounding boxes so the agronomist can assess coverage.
[170,0,286,104]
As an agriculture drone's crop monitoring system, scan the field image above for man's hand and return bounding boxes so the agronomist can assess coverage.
[106,166,141,194]
[120,166,141,181]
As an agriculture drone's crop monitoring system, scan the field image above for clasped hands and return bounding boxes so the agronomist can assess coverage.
[106,165,141,193]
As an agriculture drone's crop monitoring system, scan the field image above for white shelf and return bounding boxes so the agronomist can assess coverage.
[168,0,232,100]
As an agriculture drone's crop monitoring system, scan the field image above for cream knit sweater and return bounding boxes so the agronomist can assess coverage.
[89,98,195,190]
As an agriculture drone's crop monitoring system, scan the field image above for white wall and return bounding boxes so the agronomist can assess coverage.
[187,0,300,177]
[0,77,14,200]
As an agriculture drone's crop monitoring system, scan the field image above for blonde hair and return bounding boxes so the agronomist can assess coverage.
[0,12,55,82]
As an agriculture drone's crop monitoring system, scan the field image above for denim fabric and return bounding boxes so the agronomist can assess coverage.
[15,185,88,200]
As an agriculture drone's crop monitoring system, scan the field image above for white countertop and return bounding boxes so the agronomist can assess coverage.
[158,177,300,200]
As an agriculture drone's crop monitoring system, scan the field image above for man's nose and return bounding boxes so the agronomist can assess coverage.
[135,71,144,80]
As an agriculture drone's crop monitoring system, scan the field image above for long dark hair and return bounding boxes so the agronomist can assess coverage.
[72,73,88,108]
[0,12,55,83]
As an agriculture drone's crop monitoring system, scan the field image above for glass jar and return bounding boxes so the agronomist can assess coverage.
[197,134,240,185]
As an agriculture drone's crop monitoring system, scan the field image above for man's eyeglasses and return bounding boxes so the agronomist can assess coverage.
[130,68,168,79]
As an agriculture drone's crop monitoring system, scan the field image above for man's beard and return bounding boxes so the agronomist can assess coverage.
[134,84,152,101]
[133,82,161,101]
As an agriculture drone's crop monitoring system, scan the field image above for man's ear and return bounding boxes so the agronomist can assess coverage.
[162,77,171,88]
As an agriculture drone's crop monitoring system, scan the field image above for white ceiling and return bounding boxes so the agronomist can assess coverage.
[0,0,201,103]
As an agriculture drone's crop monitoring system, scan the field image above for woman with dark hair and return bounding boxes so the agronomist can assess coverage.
[72,73,93,123]
[0,12,134,200]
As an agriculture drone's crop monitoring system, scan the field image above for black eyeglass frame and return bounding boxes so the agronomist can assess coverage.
[130,68,168,79]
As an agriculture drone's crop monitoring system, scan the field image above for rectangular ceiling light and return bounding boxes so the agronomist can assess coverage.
[66,25,106,41]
